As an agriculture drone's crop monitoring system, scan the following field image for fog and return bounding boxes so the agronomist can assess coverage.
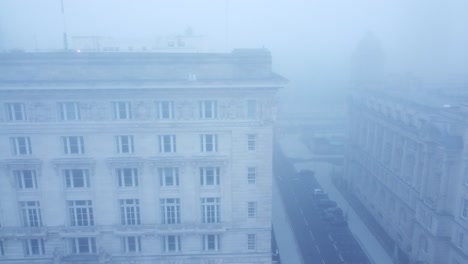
[1,0,467,116]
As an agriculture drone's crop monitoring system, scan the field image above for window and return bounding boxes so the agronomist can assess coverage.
[59,102,80,121]
[199,100,217,119]
[247,167,256,184]
[15,170,38,189]
[120,199,141,225]
[156,101,174,119]
[62,136,85,154]
[65,169,90,188]
[163,235,181,252]
[116,135,134,154]
[248,202,257,218]
[70,237,96,254]
[201,197,220,223]
[458,232,464,248]
[122,236,141,253]
[159,135,176,153]
[461,199,468,219]
[200,167,220,186]
[24,239,45,256]
[0,240,4,256]
[161,198,181,224]
[247,100,257,119]
[113,101,132,120]
[247,134,257,151]
[68,200,94,226]
[6,103,26,121]
[10,137,32,155]
[200,134,218,152]
[247,234,256,250]
[117,168,138,187]
[159,168,179,187]
[20,201,42,227]
[203,234,220,251]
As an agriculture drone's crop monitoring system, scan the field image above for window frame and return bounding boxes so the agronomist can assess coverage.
[62,136,85,155]
[163,235,181,253]
[58,102,81,121]
[160,198,181,224]
[199,100,217,119]
[156,101,175,120]
[200,167,220,186]
[159,135,176,153]
[247,202,257,218]
[65,169,91,189]
[116,135,134,154]
[203,234,220,251]
[113,101,132,120]
[10,137,32,156]
[24,238,45,256]
[247,167,256,185]
[120,199,141,225]
[201,197,220,224]
[70,237,96,255]
[122,236,142,253]
[247,99,257,119]
[6,102,26,121]
[247,234,256,250]
[200,134,218,153]
[117,168,139,188]
[247,134,257,152]
[15,170,38,190]
[159,167,179,187]
[67,200,94,227]
[20,201,42,228]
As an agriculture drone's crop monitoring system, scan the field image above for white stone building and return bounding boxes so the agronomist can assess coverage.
[346,88,468,264]
[0,50,286,264]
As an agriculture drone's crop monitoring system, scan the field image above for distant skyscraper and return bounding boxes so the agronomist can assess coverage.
[0,49,286,263]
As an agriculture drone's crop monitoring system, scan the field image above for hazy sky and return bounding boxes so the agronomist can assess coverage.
[1,0,467,108]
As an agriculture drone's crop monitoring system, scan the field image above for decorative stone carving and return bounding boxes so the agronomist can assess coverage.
[81,102,108,121]
[52,246,63,264]
[177,101,195,120]
[134,101,151,120]
[29,102,55,122]
[219,99,243,120]
[98,247,112,264]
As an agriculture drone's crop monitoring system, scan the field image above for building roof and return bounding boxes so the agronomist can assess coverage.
[0,49,287,88]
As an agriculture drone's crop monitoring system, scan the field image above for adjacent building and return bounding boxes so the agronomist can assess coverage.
[346,87,468,264]
[0,49,286,264]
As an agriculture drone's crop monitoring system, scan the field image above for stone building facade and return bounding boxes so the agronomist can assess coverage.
[346,88,468,264]
[0,50,286,263]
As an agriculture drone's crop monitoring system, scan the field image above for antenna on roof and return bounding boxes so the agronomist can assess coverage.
[60,0,68,50]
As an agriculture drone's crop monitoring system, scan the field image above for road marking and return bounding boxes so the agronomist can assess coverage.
[315,244,321,254]
[308,230,315,240]
[304,217,309,226]
[299,208,304,216]
[322,259,326,264]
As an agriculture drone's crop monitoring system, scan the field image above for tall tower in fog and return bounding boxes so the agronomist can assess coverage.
[350,32,385,89]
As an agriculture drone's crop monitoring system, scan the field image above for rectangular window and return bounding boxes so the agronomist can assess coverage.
[461,199,468,219]
[122,236,141,253]
[117,168,138,187]
[65,169,90,188]
[62,136,85,154]
[24,239,45,256]
[160,198,181,224]
[113,101,132,120]
[159,168,179,187]
[156,101,174,119]
[200,167,220,186]
[70,237,96,254]
[20,201,42,227]
[201,197,220,223]
[247,167,256,185]
[68,200,94,226]
[15,170,38,189]
[163,235,181,252]
[199,100,217,119]
[6,103,26,121]
[120,199,141,225]
[200,134,218,152]
[59,102,80,121]
[247,234,256,250]
[116,135,134,154]
[248,202,257,218]
[159,135,176,153]
[247,100,257,119]
[203,234,220,251]
[247,134,257,151]
[10,137,32,155]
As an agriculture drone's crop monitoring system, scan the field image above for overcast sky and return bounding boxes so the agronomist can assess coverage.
[1,0,467,111]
